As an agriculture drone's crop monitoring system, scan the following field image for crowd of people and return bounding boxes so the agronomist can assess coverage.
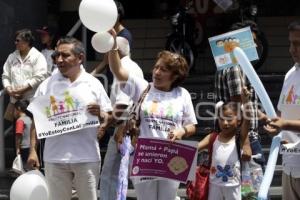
[1,1,300,199]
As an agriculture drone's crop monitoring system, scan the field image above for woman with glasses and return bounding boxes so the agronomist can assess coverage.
[2,29,48,103]
[2,28,47,121]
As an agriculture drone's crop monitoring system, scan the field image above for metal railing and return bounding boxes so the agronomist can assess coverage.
[66,19,108,90]
[0,90,5,172]
[67,19,82,37]
[67,19,87,65]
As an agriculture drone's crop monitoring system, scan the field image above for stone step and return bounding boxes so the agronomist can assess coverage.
[0,172,15,190]
[0,186,283,200]
[126,187,283,199]
[0,172,15,200]
[0,168,282,200]
[0,192,8,200]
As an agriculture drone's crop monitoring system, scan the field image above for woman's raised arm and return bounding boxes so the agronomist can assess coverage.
[108,29,129,82]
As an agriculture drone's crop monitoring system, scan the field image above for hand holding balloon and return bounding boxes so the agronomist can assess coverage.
[109,28,118,50]
[264,117,283,135]
[233,47,276,118]
[233,47,282,200]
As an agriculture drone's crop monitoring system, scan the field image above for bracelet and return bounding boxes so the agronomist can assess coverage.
[111,46,119,51]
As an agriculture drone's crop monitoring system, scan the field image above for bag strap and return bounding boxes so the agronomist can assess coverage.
[236,133,241,162]
[208,132,218,167]
[130,84,151,121]
[207,132,241,165]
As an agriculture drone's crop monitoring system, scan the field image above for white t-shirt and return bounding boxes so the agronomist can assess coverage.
[33,68,112,163]
[210,136,241,186]
[16,115,32,149]
[277,64,300,176]
[123,75,197,139]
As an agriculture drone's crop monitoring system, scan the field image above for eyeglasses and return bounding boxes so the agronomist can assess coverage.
[15,39,22,43]
[51,51,60,59]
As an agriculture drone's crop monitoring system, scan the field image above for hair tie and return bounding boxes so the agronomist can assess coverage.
[215,101,224,110]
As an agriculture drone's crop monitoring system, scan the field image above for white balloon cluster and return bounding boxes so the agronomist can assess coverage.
[79,0,117,53]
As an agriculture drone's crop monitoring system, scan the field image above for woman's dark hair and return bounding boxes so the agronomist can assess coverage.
[115,1,125,21]
[288,21,300,32]
[14,100,33,119]
[217,101,241,120]
[15,29,35,47]
[155,50,189,89]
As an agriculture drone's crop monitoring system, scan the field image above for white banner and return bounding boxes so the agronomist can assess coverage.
[28,90,99,139]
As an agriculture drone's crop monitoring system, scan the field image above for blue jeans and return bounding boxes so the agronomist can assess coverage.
[250,137,265,171]
[100,130,121,200]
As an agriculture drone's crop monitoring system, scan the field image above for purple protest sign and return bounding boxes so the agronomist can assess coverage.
[131,138,198,183]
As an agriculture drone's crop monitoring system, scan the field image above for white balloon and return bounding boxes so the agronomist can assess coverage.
[79,0,118,32]
[91,32,114,53]
[258,133,282,200]
[233,47,276,117]
[233,47,282,200]
[10,170,49,200]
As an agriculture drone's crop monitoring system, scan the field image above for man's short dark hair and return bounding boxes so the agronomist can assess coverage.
[288,21,300,32]
[57,36,85,56]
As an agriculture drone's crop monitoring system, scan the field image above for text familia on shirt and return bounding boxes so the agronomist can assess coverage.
[123,76,197,139]
[140,87,192,136]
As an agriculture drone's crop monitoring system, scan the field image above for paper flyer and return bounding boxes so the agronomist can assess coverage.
[208,26,258,70]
